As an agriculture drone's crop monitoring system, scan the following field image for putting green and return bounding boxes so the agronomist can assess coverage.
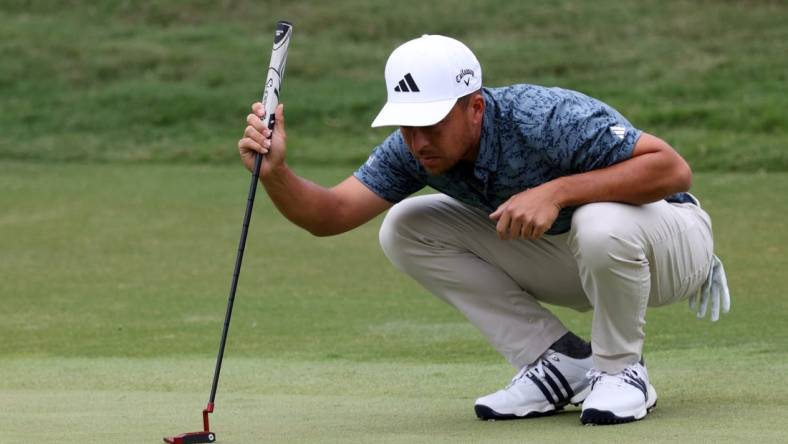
[2,163,787,442]
[2,346,786,443]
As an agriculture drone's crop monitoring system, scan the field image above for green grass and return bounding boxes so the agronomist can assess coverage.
[2,1,787,441]
[2,349,786,444]
[1,1,786,169]
[1,161,787,442]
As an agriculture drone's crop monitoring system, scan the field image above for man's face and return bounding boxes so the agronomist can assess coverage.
[399,95,484,175]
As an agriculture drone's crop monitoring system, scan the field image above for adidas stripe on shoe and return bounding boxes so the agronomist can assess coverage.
[474,349,593,420]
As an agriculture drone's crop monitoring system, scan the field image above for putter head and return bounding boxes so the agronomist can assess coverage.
[163,431,216,444]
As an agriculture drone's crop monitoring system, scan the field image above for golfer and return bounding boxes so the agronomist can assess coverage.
[237,35,730,425]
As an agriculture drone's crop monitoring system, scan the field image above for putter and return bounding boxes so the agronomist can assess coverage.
[164,20,293,444]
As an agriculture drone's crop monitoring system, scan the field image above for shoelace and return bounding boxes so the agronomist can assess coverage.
[586,367,648,399]
[507,352,553,388]
[586,368,603,385]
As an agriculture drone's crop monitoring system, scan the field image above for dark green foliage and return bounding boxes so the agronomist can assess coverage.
[1,1,786,169]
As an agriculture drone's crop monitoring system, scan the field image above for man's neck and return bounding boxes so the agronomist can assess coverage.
[461,120,483,164]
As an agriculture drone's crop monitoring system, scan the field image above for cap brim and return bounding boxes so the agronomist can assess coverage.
[370,98,457,128]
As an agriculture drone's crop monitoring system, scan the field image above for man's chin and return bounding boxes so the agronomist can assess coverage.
[423,165,449,175]
[420,159,449,175]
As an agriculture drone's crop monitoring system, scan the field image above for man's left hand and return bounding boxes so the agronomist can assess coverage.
[489,184,561,240]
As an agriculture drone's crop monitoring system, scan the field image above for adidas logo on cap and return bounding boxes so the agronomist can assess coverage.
[393,73,420,92]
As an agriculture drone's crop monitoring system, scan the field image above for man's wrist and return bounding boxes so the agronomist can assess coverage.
[261,162,290,188]
[547,177,570,209]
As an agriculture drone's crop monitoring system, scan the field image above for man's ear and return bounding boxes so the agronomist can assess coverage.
[471,93,485,124]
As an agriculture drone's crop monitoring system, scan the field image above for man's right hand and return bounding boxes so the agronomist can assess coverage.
[237,102,287,177]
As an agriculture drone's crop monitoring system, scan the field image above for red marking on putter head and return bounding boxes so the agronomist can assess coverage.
[203,402,214,431]
[163,431,215,444]
[165,402,216,443]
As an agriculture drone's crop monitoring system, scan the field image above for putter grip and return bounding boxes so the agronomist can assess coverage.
[261,21,293,130]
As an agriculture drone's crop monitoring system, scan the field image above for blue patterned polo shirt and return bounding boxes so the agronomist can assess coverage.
[354,84,693,234]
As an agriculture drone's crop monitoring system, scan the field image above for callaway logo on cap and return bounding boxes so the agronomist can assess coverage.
[371,35,483,127]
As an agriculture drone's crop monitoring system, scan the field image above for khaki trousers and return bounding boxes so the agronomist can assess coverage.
[378,194,714,373]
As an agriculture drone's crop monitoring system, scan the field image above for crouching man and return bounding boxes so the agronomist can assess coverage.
[237,34,730,425]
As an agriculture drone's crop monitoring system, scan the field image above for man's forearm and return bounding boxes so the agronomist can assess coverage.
[550,137,692,209]
[261,163,343,235]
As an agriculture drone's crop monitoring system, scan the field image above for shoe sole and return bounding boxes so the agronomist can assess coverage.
[475,404,566,420]
[580,401,657,425]
[580,385,658,426]
[475,385,590,421]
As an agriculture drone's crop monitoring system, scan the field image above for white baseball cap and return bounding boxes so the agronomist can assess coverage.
[371,34,482,128]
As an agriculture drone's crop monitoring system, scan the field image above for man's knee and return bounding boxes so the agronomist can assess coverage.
[569,203,646,271]
[378,197,432,267]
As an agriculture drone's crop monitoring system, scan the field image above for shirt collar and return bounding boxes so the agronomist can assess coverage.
[473,88,499,181]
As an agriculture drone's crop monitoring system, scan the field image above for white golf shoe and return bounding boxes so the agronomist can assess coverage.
[474,349,593,420]
[580,361,658,425]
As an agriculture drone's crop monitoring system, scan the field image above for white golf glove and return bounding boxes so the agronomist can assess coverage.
[689,255,731,321]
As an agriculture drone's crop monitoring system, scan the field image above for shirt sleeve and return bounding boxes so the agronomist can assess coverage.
[353,131,426,203]
[522,90,641,173]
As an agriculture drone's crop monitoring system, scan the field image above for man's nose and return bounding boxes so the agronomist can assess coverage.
[410,128,430,151]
